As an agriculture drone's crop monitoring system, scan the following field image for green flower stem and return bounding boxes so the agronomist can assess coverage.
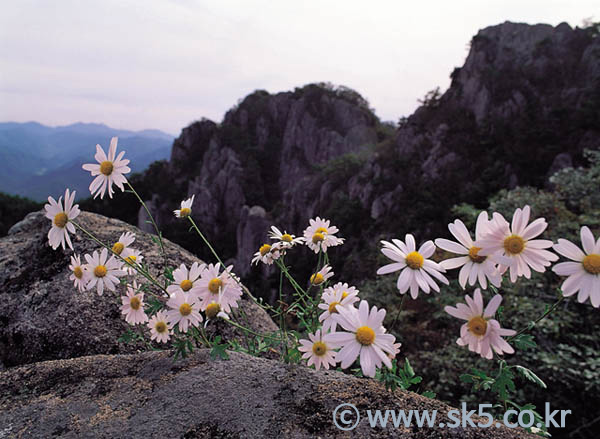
[278,267,288,359]
[71,220,168,299]
[275,259,311,308]
[224,318,285,343]
[390,295,406,331]
[186,216,276,313]
[507,294,565,342]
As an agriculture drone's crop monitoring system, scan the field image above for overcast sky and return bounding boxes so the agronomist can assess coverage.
[1,1,597,135]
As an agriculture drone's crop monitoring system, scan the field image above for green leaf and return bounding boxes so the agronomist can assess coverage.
[513,334,537,351]
[421,390,436,398]
[515,366,547,389]
[492,366,515,402]
[404,358,415,377]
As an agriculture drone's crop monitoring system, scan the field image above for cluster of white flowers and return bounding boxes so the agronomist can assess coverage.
[251,218,398,377]
[45,137,244,347]
[375,205,600,360]
[42,134,600,383]
[300,284,399,378]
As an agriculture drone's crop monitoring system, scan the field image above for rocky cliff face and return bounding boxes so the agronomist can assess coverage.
[122,21,599,295]
[0,211,276,369]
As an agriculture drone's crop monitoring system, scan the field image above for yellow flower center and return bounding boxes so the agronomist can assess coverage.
[112,242,125,255]
[179,207,191,217]
[468,246,486,263]
[180,279,193,292]
[130,296,141,310]
[155,321,167,333]
[582,254,600,275]
[341,291,349,299]
[281,233,293,243]
[356,326,375,346]
[100,160,113,176]
[73,266,83,279]
[405,251,424,269]
[94,265,107,278]
[179,303,192,316]
[259,244,271,256]
[310,273,324,285]
[312,341,327,356]
[503,235,525,255]
[312,232,325,244]
[208,278,222,294]
[205,303,221,319]
[125,255,137,264]
[467,316,488,337]
[53,212,68,228]
[328,301,340,314]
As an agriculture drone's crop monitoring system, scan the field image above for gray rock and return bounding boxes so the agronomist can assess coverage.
[0,211,277,368]
[0,349,536,439]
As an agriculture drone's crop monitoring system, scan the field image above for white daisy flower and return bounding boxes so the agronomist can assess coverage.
[174,195,195,218]
[318,282,359,332]
[44,188,80,250]
[84,248,126,296]
[325,300,397,378]
[377,234,449,299]
[148,310,171,343]
[166,290,202,333]
[121,248,144,276]
[435,212,502,290]
[111,231,135,256]
[166,262,206,296]
[195,264,242,313]
[68,254,89,292]
[82,137,130,199]
[303,217,344,253]
[268,226,305,249]
[475,206,558,283]
[251,243,282,266]
[553,226,600,307]
[310,264,334,286]
[298,330,337,371]
[445,288,516,360]
[120,282,148,325]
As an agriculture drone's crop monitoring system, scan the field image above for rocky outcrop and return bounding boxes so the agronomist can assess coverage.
[0,211,277,369]
[0,349,537,438]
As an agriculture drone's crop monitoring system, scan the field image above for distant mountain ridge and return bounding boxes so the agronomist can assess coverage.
[0,122,174,201]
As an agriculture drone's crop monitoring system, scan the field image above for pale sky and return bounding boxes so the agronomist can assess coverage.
[0,0,597,135]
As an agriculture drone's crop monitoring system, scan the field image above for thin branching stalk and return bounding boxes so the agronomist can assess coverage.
[125,181,168,271]
[187,216,276,313]
[71,220,168,299]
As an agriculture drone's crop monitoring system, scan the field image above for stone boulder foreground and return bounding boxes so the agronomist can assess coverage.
[0,210,277,369]
[0,349,536,438]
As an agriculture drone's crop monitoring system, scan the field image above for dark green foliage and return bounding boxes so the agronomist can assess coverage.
[0,192,42,236]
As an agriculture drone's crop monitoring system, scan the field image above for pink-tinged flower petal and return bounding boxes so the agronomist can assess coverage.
[405,234,416,252]
[435,238,469,255]
[553,239,585,261]
[449,220,473,249]
[552,261,582,276]
[581,226,596,255]
[483,294,502,317]
[377,262,405,275]
[440,256,470,270]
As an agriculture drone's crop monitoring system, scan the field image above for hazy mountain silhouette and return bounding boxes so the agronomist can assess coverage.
[0,122,174,200]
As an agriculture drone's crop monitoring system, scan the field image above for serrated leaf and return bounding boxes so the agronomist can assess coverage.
[514,334,537,351]
[421,390,436,398]
[515,366,547,389]
[492,366,515,401]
